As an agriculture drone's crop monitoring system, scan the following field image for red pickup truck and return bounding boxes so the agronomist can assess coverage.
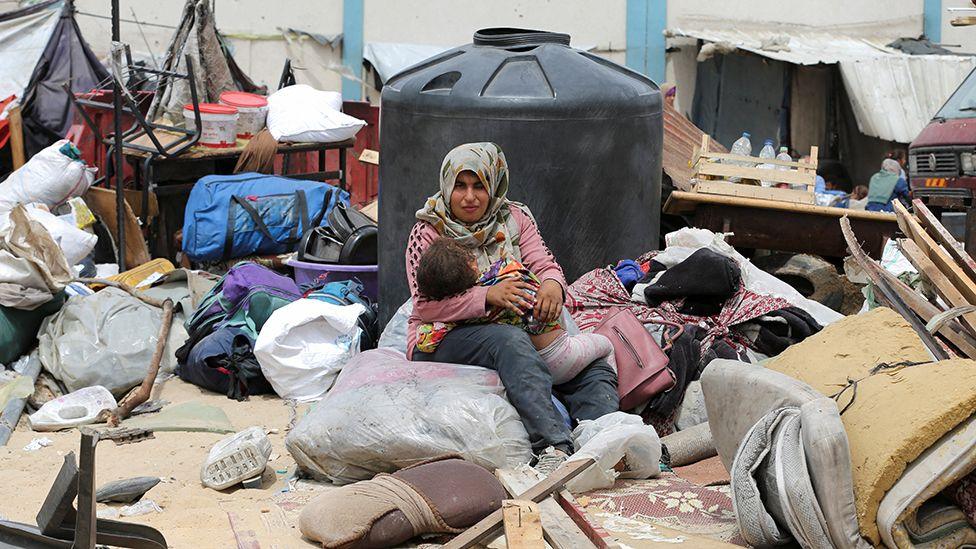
[910,67,976,209]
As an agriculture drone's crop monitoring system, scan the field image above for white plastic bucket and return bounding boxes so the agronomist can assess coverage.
[219,91,269,139]
[183,103,238,148]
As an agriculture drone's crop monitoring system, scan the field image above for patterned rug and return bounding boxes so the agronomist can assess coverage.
[585,474,747,546]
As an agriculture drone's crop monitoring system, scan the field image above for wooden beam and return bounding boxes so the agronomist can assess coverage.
[894,200,976,305]
[913,198,976,284]
[496,469,596,549]
[668,190,898,221]
[503,500,544,549]
[696,162,816,186]
[898,238,976,334]
[698,151,818,171]
[442,458,595,549]
[693,180,815,205]
[8,104,25,170]
[841,218,952,360]
[553,490,620,549]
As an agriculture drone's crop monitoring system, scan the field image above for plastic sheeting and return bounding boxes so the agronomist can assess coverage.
[0,1,60,108]
[38,287,183,397]
[285,348,532,485]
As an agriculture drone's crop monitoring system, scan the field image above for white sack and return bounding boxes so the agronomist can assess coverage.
[567,411,662,493]
[22,206,96,265]
[38,287,181,397]
[0,140,94,212]
[254,298,364,402]
[266,85,365,143]
[285,348,532,484]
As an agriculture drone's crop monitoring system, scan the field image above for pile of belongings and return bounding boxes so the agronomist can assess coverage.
[175,262,378,402]
[702,306,976,548]
[568,227,839,434]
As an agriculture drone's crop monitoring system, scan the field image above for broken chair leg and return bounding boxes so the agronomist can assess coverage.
[109,299,174,426]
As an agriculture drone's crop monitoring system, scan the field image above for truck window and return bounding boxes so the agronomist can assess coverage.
[937,67,976,120]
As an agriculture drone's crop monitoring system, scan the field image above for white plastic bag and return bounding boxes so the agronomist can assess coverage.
[266,85,365,143]
[285,348,532,484]
[28,385,117,431]
[377,299,413,353]
[254,299,364,402]
[38,287,182,397]
[21,206,96,265]
[0,140,94,212]
[567,411,662,493]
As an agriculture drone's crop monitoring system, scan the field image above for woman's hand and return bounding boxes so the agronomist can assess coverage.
[534,279,564,323]
[486,279,536,316]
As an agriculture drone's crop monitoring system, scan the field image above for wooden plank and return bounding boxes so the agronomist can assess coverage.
[8,104,25,170]
[698,151,819,171]
[894,200,976,305]
[85,187,151,268]
[358,200,378,223]
[693,180,815,205]
[898,238,976,334]
[696,161,816,186]
[358,148,379,165]
[913,198,976,284]
[666,190,898,221]
[553,490,620,549]
[892,200,932,255]
[841,219,976,358]
[496,469,596,549]
[443,458,595,549]
[503,500,544,549]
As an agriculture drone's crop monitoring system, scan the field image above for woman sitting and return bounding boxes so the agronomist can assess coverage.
[405,142,619,473]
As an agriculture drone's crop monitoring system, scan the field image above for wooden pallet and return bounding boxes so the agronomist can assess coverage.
[692,135,819,205]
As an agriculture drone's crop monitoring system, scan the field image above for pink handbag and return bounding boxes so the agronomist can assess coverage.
[594,308,675,411]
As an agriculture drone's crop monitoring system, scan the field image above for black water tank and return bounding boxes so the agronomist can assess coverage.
[378,28,663,322]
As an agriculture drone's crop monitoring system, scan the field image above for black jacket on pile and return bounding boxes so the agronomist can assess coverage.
[643,249,741,316]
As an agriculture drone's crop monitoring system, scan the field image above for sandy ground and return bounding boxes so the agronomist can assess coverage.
[0,376,328,549]
[0,376,738,549]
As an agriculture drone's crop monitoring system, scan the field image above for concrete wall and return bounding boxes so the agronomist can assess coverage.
[71,0,625,101]
[940,0,976,53]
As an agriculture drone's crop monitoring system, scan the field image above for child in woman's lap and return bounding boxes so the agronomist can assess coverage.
[415,237,612,384]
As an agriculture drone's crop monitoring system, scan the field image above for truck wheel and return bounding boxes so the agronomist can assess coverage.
[752,253,845,312]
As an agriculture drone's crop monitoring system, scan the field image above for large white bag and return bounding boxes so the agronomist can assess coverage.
[567,411,662,492]
[38,287,182,397]
[0,140,94,212]
[286,348,533,484]
[254,298,364,402]
[22,206,96,265]
[266,85,365,143]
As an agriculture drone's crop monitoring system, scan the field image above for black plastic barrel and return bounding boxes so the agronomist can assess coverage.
[378,28,663,323]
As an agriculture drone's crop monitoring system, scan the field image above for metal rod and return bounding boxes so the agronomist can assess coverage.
[112,0,126,271]
[0,353,41,446]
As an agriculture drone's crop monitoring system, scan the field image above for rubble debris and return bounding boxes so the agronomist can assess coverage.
[96,476,161,503]
[201,426,272,491]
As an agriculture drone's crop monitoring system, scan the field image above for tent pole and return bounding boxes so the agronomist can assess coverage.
[111,0,126,271]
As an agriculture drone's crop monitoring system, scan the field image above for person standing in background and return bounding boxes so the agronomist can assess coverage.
[866,158,910,212]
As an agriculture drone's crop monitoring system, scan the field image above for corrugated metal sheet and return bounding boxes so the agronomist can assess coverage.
[663,101,726,191]
[669,28,976,143]
[839,56,976,143]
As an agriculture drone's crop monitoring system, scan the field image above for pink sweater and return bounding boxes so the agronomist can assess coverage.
[405,206,567,358]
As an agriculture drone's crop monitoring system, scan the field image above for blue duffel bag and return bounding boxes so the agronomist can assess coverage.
[182,173,349,262]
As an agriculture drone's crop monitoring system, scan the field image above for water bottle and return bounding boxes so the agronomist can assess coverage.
[728,132,752,182]
[776,147,800,190]
[758,139,776,187]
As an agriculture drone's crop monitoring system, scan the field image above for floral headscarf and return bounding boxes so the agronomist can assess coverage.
[415,142,524,271]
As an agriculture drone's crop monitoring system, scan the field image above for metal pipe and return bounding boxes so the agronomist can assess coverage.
[0,353,41,446]
[112,0,126,271]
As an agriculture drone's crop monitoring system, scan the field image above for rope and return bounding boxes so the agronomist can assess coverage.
[828,360,930,415]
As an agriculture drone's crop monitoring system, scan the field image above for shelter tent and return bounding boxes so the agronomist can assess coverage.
[0,0,108,159]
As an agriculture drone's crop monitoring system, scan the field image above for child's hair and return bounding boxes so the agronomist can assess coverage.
[852,185,869,200]
[416,237,479,300]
